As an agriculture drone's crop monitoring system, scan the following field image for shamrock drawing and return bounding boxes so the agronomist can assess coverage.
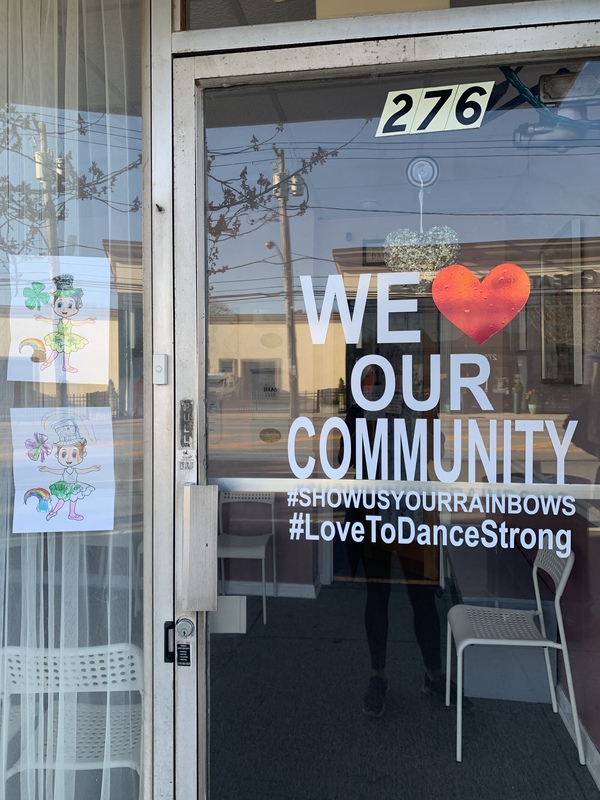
[23,282,50,311]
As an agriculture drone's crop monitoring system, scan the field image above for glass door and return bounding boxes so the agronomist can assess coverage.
[199,60,600,797]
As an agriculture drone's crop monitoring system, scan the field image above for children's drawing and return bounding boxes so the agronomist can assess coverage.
[8,255,110,384]
[35,274,96,373]
[23,281,50,310]
[11,407,115,534]
[25,432,52,462]
[19,338,47,363]
[24,488,52,514]
[38,419,101,522]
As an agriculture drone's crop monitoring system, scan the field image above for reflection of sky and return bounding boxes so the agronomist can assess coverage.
[205,61,600,315]
[0,106,142,264]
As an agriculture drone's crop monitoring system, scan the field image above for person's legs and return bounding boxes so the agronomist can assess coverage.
[364,545,392,671]
[400,559,473,710]
[362,545,392,716]
[405,580,442,676]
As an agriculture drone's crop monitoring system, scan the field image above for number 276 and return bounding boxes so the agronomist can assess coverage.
[376,82,495,137]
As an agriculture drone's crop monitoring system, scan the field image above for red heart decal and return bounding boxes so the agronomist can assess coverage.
[432,263,530,344]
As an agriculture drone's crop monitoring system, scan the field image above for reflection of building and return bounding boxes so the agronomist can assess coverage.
[334,237,600,415]
[209,311,346,403]
[104,240,144,418]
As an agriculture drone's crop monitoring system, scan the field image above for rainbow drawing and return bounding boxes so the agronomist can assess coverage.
[24,488,52,513]
[19,338,47,363]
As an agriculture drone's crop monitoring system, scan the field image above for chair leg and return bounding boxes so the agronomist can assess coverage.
[456,646,464,762]
[542,646,558,713]
[99,544,108,587]
[272,536,277,598]
[134,542,143,618]
[261,557,267,624]
[133,546,138,617]
[445,619,452,707]
[1,702,9,800]
[561,645,586,765]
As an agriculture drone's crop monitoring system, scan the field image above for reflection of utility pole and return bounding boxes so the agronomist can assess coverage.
[35,122,59,256]
[269,146,305,420]
[35,122,68,406]
[266,238,299,419]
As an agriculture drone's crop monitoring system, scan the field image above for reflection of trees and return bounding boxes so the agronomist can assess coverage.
[206,121,369,276]
[583,294,600,355]
[530,279,600,358]
[206,121,369,415]
[529,291,574,342]
[531,234,600,359]
[0,105,141,262]
[0,105,143,413]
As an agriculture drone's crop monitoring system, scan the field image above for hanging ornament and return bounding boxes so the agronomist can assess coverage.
[383,157,460,289]
[384,225,460,277]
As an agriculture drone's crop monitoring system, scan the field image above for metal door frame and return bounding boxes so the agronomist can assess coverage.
[152,4,600,797]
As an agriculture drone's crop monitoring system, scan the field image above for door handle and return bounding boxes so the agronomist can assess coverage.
[181,484,218,612]
[164,621,175,663]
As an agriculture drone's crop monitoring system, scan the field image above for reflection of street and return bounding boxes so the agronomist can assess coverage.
[208,411,298,472]
[442,412,598,485]
[208,409,600,485]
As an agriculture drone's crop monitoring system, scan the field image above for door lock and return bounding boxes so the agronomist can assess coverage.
[176,617,195,638]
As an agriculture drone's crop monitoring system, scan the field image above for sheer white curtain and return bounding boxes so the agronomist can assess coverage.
[0,2,143,799]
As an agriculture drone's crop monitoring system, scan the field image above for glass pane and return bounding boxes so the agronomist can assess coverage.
[206,61,600,795]
[188,0,547,30]
[0,3,143,799]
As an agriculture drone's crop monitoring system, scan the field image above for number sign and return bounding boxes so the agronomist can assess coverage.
[375,82,494,137]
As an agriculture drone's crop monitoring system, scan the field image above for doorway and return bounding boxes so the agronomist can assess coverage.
[172,40,600,799]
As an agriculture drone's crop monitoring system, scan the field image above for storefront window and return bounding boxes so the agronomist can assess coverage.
[206,60,600,795]
[0,2,143,798]
[188,0,549,30]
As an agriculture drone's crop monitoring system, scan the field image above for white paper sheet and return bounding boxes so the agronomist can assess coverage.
[11,407,115,533]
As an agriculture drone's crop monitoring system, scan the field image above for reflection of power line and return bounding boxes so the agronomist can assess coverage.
[211,295,283,301]
[211,292,305,303]
[25,117,142,143]
[211,143,600,170]
[209,253,336,278]
[305,206,600,218]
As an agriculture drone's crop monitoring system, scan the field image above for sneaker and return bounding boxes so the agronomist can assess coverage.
[422,673,474,712]
[363,676,387,717]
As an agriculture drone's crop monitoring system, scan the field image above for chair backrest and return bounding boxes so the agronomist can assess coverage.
[533,545,574,601]
[1,643,143,696]
[532,545,575,641]
[219,492,275,535]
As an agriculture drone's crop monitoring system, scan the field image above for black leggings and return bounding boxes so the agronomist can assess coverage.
[363,546,441,673]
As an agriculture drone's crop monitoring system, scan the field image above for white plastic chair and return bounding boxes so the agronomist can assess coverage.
[218,492,276,624]
[445,546,585,765]
[1,643,143,796]
[0,665,21,788]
